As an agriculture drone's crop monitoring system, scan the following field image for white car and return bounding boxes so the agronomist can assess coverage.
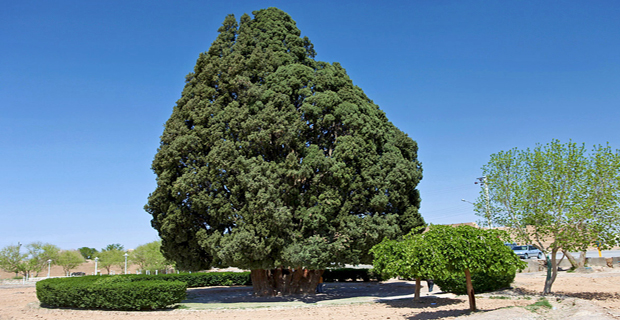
[512,245,543,259]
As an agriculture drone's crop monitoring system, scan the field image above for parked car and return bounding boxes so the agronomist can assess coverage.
[70,272,86,276]
[504,242,517,249]
[512,245,543,259]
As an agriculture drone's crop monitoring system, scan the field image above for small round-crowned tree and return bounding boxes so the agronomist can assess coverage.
[146,7,424,296]
[372,225,525,311]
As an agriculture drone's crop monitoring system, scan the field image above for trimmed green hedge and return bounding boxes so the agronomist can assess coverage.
[36,272,253,310]
[134,269,380,285]
[37,269,380,310]
[434,269,516,295]
[36,276,186,310]
[323,268,382,282]
[130,272,251,287]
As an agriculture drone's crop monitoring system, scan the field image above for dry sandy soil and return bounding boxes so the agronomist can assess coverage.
[2,268,620,320]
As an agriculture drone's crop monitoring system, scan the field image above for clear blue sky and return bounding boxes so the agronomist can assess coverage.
[2,1,619,250]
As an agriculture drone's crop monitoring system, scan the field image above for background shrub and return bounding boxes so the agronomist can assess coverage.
[130,272,251,287]
[323,268,383,282]
[433,269,515,295]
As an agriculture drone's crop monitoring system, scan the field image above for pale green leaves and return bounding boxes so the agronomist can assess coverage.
[477,140,620,253]
[56,250,85,275]
[130,241,172,272]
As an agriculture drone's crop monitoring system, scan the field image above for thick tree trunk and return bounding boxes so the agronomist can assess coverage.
[414,277,421,301]
[250,268,323,296]
[464,269,476,311]
[543,248,559,295]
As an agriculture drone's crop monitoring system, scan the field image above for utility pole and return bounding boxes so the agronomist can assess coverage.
[475,176,492,228]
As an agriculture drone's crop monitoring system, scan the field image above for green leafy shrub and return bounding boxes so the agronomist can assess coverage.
[322,268,382,282]
[36,272,254,310]
[36,276,186,310]
[434,269,515,295]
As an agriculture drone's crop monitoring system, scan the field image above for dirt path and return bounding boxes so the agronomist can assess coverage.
[2,269,620,320]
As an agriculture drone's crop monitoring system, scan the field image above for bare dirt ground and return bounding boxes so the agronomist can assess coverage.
[2,268,620,320]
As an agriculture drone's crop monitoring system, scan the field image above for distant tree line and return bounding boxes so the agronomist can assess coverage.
[0,241,172,277]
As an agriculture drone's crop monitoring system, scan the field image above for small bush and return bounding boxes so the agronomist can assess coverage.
[36,276,186,310]
[433,269,515,295]
[323,268,382,282]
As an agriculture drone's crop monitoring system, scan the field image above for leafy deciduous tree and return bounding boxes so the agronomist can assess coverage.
[24,242,60,277]
[78,247,98,260]
[130,241,171,272]
[146,7,424,296]
[55,250,85,276]
[475,140,620,294]
[103,244,124,252]
[0,244,27,277]
[97,249,124,275]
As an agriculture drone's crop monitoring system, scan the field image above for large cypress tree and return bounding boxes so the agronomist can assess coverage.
[146,8,424,296]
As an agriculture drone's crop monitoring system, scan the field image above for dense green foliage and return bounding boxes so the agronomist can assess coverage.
[78,247,98,260]
[371,228,435,282]
[130,272,252,287]
[104,244,125,252]
[134,269,382,285]
[419,225,524,277]
[322,268,382,282]
[36,276,186,310]
[135,269,385,285]
[146,7,424,272]
[433,269,515,295]
[371,225,525,308]
[476,140,620,293]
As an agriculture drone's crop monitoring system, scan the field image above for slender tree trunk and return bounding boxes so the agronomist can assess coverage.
[563,250,577,268]
[464,269,476,311]
[563,250,586,269]
[578,251,587,267]
[543,248,559,294]
[250,268,323,296]
[414,277,421,301]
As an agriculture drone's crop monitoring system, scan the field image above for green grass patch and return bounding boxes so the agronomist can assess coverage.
[526,298,552,312]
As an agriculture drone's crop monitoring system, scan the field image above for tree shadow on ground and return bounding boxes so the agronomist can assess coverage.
[406,309,472,320]
[378,297,468,319]
[186,281,419,304]
[380,297,531,320]
[553,291,620,301]
[511,286,620,301]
